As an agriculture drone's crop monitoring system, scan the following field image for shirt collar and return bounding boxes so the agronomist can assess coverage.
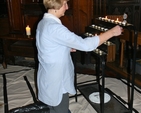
[43,13,62,24]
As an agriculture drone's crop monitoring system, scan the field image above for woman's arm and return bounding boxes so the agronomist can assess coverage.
[98,25,123,46]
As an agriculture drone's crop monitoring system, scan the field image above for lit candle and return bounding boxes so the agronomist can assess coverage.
[105,16,108,21]
[98,26,101,30]
[98,17,102,20]
[26,25,31,36]
[107,41,111,45]
[111,20,114,23]
[122,21,126,26]
[105,16,107,19]
[95,49,99,53]
[116,18,119,21]
[115,18,119,23]
[101,27,104,31]
[107,19,111,22]
[99,50,102,55]
[102,17,104,20]
[118,21,122,25]
[91,24,95,28]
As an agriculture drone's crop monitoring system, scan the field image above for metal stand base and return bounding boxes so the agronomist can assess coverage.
[78,83,134,113]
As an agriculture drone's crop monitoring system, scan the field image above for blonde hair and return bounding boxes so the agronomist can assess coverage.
[43,0,65,10]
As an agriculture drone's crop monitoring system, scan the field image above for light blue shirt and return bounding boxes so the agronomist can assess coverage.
[36,13,99,106]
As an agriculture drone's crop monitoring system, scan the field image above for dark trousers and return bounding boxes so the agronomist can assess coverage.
[48,93,70,113]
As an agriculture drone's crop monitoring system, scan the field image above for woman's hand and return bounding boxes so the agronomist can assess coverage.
[70,48,76,52]
[110,25,123,36]
[98,25,123,46]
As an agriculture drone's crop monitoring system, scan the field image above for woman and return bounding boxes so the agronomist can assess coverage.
[36,0,122,113]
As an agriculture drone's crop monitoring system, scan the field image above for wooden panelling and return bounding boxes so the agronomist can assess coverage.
[61,14,74,32]
[23,15,42,36]
[0,17,9,35]
[7,0,24,34]
[106,0,141,31]
[6,0,94,35]
[21,0,43,4]
[73,0,93,34]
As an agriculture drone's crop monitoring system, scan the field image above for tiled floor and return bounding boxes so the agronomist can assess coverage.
[0,65,141,113]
